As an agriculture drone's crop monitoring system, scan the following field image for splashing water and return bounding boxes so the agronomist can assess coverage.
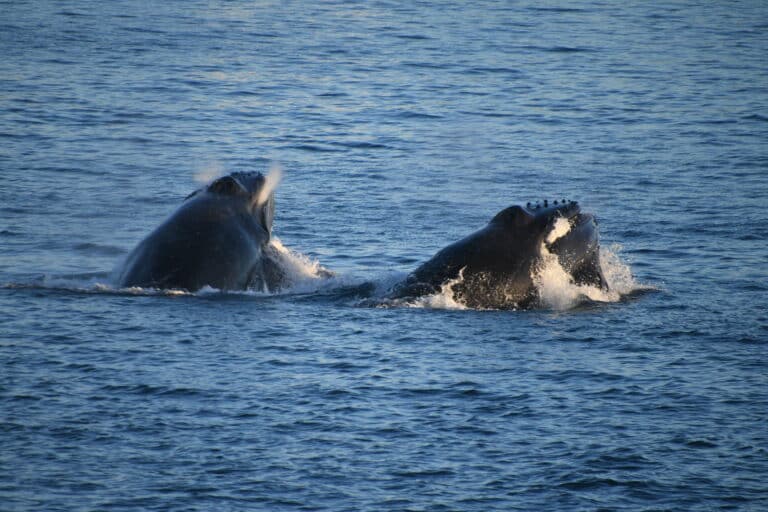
[534,220,643,310]
[256,163,283,207]
[401,268,469,310]
[600,244,649,296]
[266,237,335,293]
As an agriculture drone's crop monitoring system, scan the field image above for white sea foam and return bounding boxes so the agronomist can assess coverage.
[399,268,469,310]
[533,218,644,310]
[2,274,195,297]
[265,237,335,293]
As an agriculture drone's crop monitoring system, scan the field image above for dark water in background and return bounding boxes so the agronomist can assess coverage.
[2,1,767,510]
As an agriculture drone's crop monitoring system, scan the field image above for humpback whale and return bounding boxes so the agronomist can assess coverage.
[388,200,607,309]
[116,171,285,292]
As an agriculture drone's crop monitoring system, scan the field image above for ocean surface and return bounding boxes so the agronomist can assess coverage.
[2,1,767,510]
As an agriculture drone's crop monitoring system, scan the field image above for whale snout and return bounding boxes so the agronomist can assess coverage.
[493,199,595,246]
[523,199,582,231]
[546,210,599,255]
[530,200,599,255]
[525,199,579,216]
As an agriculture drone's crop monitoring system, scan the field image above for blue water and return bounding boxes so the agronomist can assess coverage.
[2,1,767,510]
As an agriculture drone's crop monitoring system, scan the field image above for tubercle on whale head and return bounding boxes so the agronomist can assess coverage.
[492,200,582,227]
[523,199,580,223]
[523,199,578,211]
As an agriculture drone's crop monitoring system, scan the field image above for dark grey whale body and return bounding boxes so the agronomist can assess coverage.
[116,171,284,292]
[389,200,607,309]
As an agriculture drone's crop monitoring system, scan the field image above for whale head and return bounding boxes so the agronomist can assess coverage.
[200,171,277,235]
[490,199,606,289]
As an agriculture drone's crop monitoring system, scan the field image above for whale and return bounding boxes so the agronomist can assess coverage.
[388,200,607,309]
[116,171,285,292]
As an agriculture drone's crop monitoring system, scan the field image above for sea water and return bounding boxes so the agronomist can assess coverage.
[2,1,767,510]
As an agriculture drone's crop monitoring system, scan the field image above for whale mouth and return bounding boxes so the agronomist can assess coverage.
[556,211,596,238]
[518,200,597,245]
[546,210,599,253]
[546,202,593,229]
[538,199,598,249]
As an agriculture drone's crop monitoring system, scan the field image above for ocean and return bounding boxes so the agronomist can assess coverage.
[1,1,767,510]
